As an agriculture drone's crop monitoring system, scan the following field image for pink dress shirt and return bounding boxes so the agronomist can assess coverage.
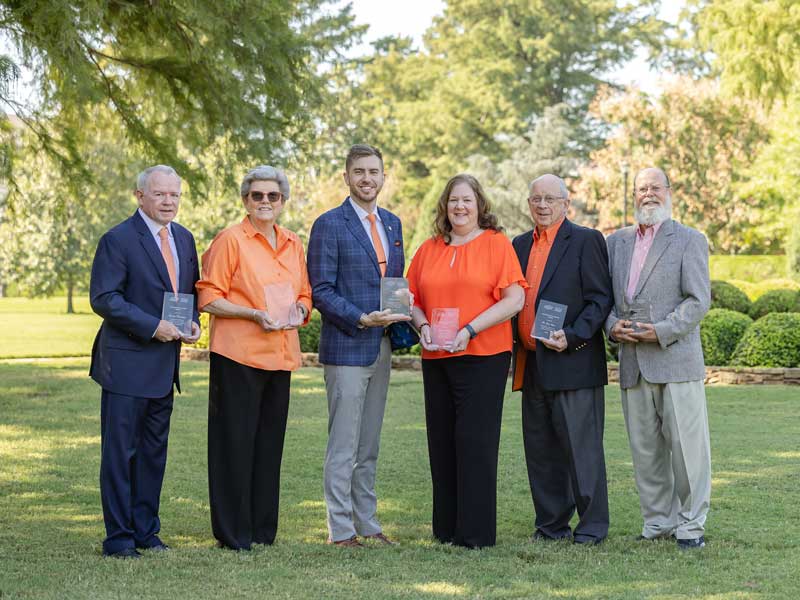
[625,222,663,302]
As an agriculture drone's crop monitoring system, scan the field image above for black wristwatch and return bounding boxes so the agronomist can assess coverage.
[464,323,477,339]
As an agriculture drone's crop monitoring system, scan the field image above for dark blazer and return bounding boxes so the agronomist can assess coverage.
[511,219,612,392]
[89,210,200,398]
[307,198,404,366]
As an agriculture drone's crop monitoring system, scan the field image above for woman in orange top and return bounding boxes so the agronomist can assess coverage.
[196,165,312,551]
[407,174,526,548]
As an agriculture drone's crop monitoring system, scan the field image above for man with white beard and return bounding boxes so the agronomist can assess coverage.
[605,167,712,550]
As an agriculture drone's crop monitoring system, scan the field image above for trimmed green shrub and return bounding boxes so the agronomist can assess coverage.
[730,312,800,368]
[731,278,800,301]
[605,333,618,363]
[710,280,751,314]
[195,312,210,349]
[700,308,752,366]
[298,309,321,353]
[749,289,799,319]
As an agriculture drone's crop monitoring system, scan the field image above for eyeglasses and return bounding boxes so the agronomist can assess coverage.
[151,191,181,201]
[528,195,565,206]
[636,184,670,197]
[249,191,283,203]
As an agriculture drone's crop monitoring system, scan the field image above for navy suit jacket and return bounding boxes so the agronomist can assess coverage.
[307,198,405,366]
[511,219,612,392]
[89,211,200,398]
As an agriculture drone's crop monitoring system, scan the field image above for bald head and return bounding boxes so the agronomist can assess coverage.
[530,174,569,198]
[528,174,570,230]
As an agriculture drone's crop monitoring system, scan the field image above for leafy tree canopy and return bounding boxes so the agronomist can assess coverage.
[0,0,362,190]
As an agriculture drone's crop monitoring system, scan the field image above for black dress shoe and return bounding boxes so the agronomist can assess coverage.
[677,536,705,550]
[141,543,170,552]
[573,535,604,546]
[104,548,142,559]
[531,530,572,542]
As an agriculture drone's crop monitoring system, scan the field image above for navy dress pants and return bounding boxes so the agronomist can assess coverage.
[100,388,173,555]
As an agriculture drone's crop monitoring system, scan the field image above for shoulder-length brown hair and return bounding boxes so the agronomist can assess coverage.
[433,174,502,244]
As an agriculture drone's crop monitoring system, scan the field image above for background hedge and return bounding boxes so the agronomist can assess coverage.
[730,312,800,368]
[710,280,751,314]
[749,289,799,319]
[700,308,753,366]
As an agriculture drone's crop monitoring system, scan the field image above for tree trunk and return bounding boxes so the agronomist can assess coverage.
[66,280,74,314]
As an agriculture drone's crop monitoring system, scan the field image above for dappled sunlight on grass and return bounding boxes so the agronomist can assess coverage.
[411,581,469,596]
[770,451,800,459]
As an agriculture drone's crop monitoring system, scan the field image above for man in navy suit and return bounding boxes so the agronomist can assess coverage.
[307,144,409,547]
[90,165,200,558]
[511,174,613,545]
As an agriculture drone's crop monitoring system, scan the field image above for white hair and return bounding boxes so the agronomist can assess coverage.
[529,174,569,198]
[240,165,290,201]
[136,165,179,192]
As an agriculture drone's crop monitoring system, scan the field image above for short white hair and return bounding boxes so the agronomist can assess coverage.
[136,165,179,192]
[240,165,290,201]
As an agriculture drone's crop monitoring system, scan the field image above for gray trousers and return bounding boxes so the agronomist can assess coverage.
[621,378,711,540]
[323,337,391,542]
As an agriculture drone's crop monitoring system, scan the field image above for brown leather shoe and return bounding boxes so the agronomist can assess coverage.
[363,532,397,546]
[328,535,364,548]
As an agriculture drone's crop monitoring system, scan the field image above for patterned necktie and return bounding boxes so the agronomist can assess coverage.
[158,226,178,293]
[366,213,387,277]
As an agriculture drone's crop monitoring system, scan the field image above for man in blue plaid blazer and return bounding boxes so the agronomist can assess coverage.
[307,144,409,547]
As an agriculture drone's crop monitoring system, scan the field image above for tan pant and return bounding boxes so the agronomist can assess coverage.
[621,378,711,540]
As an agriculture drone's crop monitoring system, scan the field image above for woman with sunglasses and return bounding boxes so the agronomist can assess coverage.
[196,165,312,550]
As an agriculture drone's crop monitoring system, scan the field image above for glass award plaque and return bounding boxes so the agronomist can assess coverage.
[623,300,652,333]
[430,308,459,348]
[380,277,412,316]
[161,292,194,336]
[264,282,298,327]
[532,299,567,341]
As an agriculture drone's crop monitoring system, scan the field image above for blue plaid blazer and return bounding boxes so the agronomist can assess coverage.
[307,198,405,366]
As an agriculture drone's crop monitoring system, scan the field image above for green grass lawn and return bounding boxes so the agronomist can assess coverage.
[0,297,100,359]
[1,359,798,599]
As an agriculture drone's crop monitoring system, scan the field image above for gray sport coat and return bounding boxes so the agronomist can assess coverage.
[604,219,710,389]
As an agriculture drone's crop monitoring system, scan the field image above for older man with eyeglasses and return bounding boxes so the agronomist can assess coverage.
[605,167,711,550]
[511,174,613,546]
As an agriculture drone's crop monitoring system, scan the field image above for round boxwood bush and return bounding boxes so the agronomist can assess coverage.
[700,308,752,366]
[710,280,751,314]
[749,289,799,319]
[730,312,800,368]
[298,309,322,353]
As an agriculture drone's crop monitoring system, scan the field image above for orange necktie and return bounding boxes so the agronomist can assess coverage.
[158,226,178,293]
[367,213,387,276]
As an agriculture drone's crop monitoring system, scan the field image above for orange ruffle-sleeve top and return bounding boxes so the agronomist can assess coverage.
[196,217,312,371]
[406,230,528,360]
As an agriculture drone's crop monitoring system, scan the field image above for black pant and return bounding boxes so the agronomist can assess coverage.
[208,352,291,550]
[421,352,510,548]
[522,353,609,542]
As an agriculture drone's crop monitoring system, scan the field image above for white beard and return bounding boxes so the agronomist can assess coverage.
[635,196,672,226]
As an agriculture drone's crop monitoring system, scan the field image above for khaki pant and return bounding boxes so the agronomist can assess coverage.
[621,378,711,540]
[323,338,392,542]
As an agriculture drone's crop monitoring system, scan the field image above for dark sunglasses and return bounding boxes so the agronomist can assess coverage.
[249,191,283,203]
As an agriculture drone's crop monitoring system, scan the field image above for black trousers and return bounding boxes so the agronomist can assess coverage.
[522,353,609,542]
[421,352,510,548]
[208,352,291,550]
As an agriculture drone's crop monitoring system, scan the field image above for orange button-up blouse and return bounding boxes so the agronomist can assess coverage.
[196,217,312,372]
